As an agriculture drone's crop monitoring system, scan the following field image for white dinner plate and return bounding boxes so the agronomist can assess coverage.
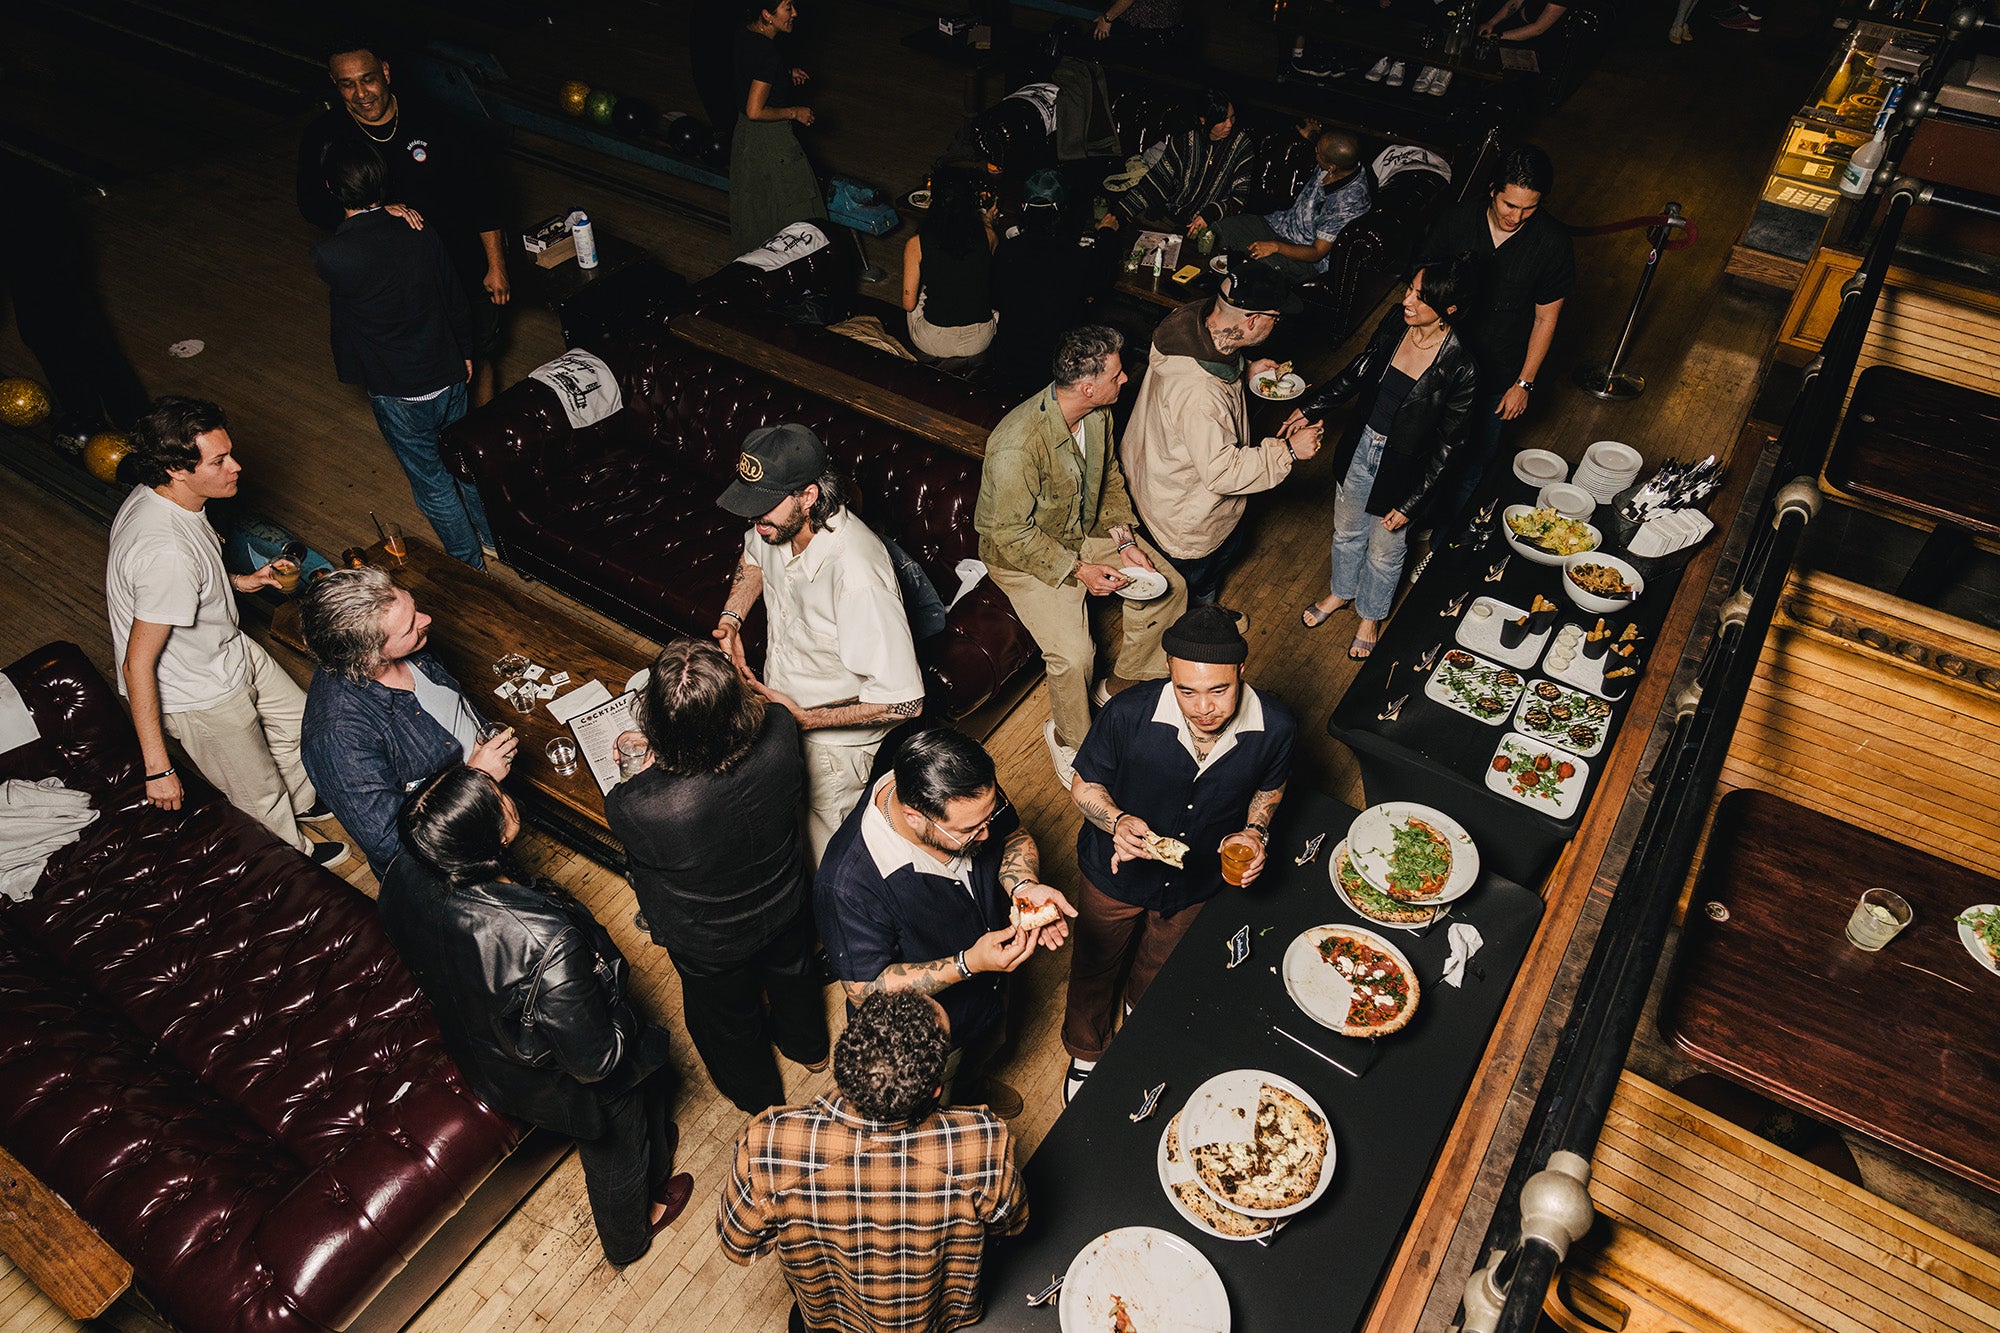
[1346,801,1480,903]
[1209,253,1230,274]
[1512,448,1568,486]
[1155,1116,1275,1242]
[1116,565,1170,601]
[1328,838,1435,931]
[1283,923,1421,1035]
[1178,1069,1337,1218]
[1058,1226,1230,1332]
[1249,372,1305,401]
[1454,595,1550,670]
[1486,732,1590,819]
[1958,905,2000,976]
[625,667,651,694]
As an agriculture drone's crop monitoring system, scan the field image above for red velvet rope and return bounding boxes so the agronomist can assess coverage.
[1565,213,1699,250]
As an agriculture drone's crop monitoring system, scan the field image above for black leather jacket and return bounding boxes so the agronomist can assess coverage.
[378,858,670,1138]
[1300,306,1478,521]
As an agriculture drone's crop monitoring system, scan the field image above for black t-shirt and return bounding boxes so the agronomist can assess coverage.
[296,94,502,297]
[1419,197,1575,388]
[604,708,811,966]
[734,29,793,110]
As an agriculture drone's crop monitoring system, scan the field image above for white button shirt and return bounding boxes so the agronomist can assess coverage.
[744,508,925,747]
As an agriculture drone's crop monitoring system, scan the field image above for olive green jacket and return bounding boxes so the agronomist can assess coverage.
[974,386,1140,587]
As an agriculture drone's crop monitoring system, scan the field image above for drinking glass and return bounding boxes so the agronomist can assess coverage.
[1219,834,1259,887]
[545,737,579,776]
[1845,888,1911,951]
[270,556,301,594]
[383,522,407,560]
[615,732,651,781]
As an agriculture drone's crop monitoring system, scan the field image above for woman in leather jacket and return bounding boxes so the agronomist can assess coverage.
[1293,257,1478,659]
[378,765,693,1268]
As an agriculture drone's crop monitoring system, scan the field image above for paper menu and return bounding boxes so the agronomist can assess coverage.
[566,690,641,795]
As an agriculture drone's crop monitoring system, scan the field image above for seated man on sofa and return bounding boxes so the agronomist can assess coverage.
[713,424,926,866]
[1209,130,1371,286]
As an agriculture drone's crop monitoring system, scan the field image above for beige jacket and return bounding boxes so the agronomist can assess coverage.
[1121,308,1295,561]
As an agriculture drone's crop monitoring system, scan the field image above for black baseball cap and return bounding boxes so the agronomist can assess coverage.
[716,423,829,518]
[1219,265,1304,318]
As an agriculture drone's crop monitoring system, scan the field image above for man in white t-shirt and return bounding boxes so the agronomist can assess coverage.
[106,396,349,868]
[712,424,926,866]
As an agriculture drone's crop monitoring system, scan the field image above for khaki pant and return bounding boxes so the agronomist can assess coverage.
[161,637,314,853]
[803,735,880,869]
[987,535,1187,750]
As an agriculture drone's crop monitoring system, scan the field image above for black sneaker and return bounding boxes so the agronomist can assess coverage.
[309,840,353,870]
[298,801,339,824]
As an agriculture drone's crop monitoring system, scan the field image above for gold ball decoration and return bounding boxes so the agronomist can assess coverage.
[0,377,52,429]
[82,431,133,484]
[559,81,591,117]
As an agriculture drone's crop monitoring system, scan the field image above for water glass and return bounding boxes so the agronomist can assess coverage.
[1844,888,1911,951]
[545,737,579,776]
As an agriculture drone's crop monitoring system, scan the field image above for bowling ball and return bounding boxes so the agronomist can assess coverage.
[585,89,618,126]
[665,113,709,156]
[82,431,133,484]
[612,98,657,138]
[0,377,52,429]
[559,80,591,116]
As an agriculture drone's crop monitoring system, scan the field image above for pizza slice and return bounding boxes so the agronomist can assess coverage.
[1146,833,1189,868]
[1010,893,1061,931]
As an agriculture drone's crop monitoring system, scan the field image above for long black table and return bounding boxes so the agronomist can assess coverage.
[1327,472,1691,885]
[981,788,1542,1332]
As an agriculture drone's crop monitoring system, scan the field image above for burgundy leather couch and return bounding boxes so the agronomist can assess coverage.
[0,641,560,1333]
[440,336,1039,718]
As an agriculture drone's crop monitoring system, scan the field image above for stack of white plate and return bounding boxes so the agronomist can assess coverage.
[1572,441,1643,503]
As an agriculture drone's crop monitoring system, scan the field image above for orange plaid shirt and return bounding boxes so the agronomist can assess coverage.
[718,1094,1027,1332]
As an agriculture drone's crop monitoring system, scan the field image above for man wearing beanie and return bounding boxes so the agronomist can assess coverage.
[1059,604,1296,1102]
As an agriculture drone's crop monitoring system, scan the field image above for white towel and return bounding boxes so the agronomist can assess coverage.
[1442,923,1485,988]
[0,675,37,754]
[528,349,624,430]
[737,222,829,271]
[0,778,97,901]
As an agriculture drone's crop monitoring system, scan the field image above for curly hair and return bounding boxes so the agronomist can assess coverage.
[638,640,768,774]
[834,993,950,1122]
[127,396,226,488]
[1051,324,1124,389]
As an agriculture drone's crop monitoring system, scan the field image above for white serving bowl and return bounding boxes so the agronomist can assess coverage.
[1502,504,1601,567]
[1536,482,1595,520]
[1562,552,1646,614]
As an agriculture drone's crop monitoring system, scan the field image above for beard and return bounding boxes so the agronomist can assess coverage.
[757,508,808,546]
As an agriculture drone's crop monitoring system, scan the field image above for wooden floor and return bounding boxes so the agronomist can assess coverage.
[4,3,1965,1332]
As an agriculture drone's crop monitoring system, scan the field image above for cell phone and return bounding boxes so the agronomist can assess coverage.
[1171,264,1203,284]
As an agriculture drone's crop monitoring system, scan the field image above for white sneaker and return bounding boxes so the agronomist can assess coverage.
[1412,65,1437,95]
[1384,60,1408,88]
[1428,69,1452,96]
[1364,56,1392,82]
[1044,719,1079,789]
[1092,677,1112,707]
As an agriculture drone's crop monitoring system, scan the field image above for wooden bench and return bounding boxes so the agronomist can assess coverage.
[0,1144,130,1320]
[1564,1073,2000,1333]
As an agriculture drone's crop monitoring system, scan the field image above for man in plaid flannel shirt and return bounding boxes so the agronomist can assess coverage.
[719,993,1026,1332]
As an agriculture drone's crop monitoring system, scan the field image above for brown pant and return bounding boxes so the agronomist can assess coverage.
[1061,876,1207,1061]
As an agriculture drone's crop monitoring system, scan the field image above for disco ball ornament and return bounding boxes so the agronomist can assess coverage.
[585,89,618,126]
[0,377,52,428]
[559,81,591,116]
[83,431,133,484]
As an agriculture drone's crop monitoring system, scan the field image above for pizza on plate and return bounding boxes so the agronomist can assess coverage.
[1336,846,1435,925]
[1190,1085,1328,1212]
[1380,817,1453,901]
[1315,929,1419,1036]
[1165,1115,1273,1238]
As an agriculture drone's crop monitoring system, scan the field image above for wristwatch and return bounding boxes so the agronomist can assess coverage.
[1246,821,1270,844]
[1515,378,1535,393]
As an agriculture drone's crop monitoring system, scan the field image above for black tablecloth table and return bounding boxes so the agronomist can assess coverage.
[980,788,1542,1333]
[1327,472,1690,885]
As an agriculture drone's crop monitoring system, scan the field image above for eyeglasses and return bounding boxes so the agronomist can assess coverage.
[925,789,1011,851]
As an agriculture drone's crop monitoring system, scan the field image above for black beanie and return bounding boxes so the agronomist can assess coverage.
[1162,605,1247,664]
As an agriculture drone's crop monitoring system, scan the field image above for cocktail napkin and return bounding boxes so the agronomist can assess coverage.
[1626,508,1713,558]
[1442,923,1485,988]
[950,558,988,609]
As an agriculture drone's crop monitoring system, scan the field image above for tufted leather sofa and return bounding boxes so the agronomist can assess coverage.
[0,641,549,1333]
[440,336,1039,718]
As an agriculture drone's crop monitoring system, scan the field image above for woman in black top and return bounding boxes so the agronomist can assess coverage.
[901,172,999,359]
[729,0,822,257]
[1293,257,1478,659]
[378,766,692,1268]
[603,641,830,1113]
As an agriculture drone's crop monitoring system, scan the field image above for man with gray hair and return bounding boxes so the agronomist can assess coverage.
[1209,129,1372,285]
[298,567,517,876]
[975,325,1187,787]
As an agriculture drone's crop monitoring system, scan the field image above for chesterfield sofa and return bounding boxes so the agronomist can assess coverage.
[0,641,564,1333]
[441,334,1040,718]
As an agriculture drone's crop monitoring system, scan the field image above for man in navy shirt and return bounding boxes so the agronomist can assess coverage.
[1062,605,1295,1102]
[816,728,1074,1120]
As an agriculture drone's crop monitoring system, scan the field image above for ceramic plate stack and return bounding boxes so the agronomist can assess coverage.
[1572,441,1643,504]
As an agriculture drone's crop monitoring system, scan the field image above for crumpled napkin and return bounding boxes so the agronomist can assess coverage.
[1442,923,1485,988]
[950,558,988,610]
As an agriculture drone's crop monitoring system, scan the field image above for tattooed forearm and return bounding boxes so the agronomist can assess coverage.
[795,697,924,731]
[998,825,1041,892]
[845,955,962,1003]
[1246,784,1286,832]
[722,560,763,619]
[1073,780,1123,833]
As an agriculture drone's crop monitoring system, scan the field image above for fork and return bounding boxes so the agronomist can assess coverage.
[1377,693,1408,721]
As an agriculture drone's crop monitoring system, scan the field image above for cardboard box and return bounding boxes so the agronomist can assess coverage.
[533,235,578,268]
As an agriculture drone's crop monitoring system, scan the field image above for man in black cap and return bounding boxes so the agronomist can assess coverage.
[714,423,926,865]
[1059,604,1295,1102]
[1122,268,1324,606]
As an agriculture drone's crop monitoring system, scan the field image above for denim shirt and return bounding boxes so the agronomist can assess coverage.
[301,650,474,876]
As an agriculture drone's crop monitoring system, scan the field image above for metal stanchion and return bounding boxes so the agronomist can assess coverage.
[1573,203,1688,402]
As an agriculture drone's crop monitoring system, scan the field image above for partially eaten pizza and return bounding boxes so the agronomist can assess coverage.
[1010,893,1061,931]
[1190,1084,1328,1212]
[1146,833,1189,868]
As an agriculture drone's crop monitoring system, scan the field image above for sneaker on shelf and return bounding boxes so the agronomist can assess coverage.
[1044,719,1079,789]
[309,840,352,870]
[1428,69,1453,96]
[1384,60,1408,88]
[1063,1058,1096,1106]
[1363,56,1392,82]
[967,1077,1025,1120]
[297,800,340,825]
[1412,65,1437,95]
[1291,56,1341,79]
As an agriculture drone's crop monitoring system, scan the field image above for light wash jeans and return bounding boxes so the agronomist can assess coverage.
[1329,425,1410,623]
[368,382,493,568]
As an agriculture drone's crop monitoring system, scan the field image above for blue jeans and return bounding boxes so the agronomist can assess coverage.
[368,383,493,568]
[1330,425,1410,623]
[1440,388,1509,534]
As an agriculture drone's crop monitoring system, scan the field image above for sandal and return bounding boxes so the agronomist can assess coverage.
[1347,633,1378,661]
[1301,598,1350,629]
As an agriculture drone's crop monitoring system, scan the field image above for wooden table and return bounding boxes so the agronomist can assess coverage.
[1660,789,2000,1194]
[1823,364,2000,600]
[273,539,657,869]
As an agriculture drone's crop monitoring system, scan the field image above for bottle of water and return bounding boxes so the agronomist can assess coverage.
[568,209,599,269]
